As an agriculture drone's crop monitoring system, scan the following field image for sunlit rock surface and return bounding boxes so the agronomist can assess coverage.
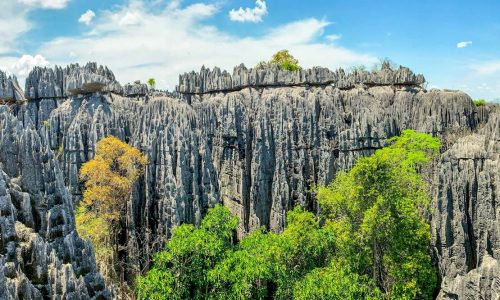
[0,62,497,298]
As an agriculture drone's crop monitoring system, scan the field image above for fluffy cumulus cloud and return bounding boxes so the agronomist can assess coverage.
[457,41,472,48]
[79,10,96,25]
[229,0,268,23]
[10,54,49,77]
[17,0,69,9]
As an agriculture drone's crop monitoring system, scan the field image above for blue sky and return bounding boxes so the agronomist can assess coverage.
[1,0,499,101]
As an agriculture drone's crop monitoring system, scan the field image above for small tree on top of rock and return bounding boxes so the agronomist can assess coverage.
[147,78,156,90]
[270,50,301,71]
[473,99,486,106]
[255,50,301,71]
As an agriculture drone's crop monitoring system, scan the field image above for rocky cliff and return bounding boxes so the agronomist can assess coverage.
[0,61,497,299]
[0,71,24,103]
[0,107,109,299]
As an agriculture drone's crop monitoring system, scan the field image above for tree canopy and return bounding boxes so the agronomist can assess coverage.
[256,50,301,71]
[76,135,148,286]
[136,130,440,300]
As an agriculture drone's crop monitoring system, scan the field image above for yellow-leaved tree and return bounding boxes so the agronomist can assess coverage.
[76,135,148,289]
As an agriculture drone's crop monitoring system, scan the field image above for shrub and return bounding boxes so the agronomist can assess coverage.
[147,78,156,89]
[270,50,301,71]
[473,99,486,106]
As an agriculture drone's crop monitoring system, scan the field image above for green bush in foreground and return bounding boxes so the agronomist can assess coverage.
[137,130,439,300]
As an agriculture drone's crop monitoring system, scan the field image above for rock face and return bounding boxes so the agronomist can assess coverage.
[0,62,497,299]
[0,107,109,299]
[123,81,148,97]
[0,71,24,102]
[25,62,122,100]
[434,107,499,299]
[177,62,425,94]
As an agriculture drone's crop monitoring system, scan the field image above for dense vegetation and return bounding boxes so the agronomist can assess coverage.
[136,130,440,299]
[76,136,148,285]
[257,50,301,71]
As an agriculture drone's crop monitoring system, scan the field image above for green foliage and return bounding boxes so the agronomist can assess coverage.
[293,260,382,300]
[473,99,486,106]
[317,130,440,299]
[270,50,301,71]
[147,78,156,89]
[137,130,440,300]
[75,206,113,263]
[208,207,336,299]
[42,120,50,128]
[136,205,238,300]
[209,227,278,299]
[273,207,336,299]
[256,50,301,71]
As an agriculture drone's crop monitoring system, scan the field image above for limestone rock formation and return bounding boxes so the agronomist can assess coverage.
[176,62,425,94]
[25,62,122,100]
[434,107,499,299]
[123,81,148,97]
[0,71,24,102]
[0,107,109,299]
[65,63,122,96]
[1,62,497,299]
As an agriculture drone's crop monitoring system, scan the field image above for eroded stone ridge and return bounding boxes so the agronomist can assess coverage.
[0,107,110,299]
[0,71,24,102]
[123,81,148,97]
[434,107,499,299]
[25,62,123,100]
[0,61,496,299]
[176,62,426,94]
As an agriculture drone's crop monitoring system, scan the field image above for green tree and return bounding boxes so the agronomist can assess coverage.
[208,207,336,300]
[136,205,238,300]
[293,260,382,300]
[317,130,439,299]
[269,50,301,71]
[273,207,336,299]
[209,227,279,299]
[147,78,156,89]
[137,130,439,300]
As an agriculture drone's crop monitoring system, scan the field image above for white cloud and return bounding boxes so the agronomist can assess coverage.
[0,2,30,54]
[18,0,69,9]
[470,60,500,75]
[457,41,472,48]
[229,0,267,23]
[0,54,49,88]
[30,1,375,91]
[10,54,50,77]
[79,10,96,25]
[118,11,142,26]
